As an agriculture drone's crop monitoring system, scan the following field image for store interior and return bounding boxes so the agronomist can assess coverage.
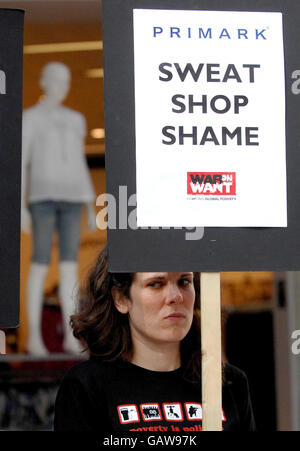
[0,0,299,431]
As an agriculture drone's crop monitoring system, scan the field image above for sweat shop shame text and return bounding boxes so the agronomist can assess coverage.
[159,62,260,147]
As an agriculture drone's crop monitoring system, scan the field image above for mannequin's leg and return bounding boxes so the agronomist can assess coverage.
[57,202,83,354]
[59,261,82,354]
[26,202,55,355]
[26,263,49,355]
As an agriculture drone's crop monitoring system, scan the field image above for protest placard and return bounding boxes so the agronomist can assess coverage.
[102,0,300,430]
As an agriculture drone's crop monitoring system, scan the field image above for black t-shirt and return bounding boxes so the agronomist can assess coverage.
[54,358,256,432]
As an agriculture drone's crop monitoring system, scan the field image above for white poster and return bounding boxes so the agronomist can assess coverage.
[133,9,287,227]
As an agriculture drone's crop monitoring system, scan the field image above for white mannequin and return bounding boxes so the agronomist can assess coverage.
[22,62,96,355]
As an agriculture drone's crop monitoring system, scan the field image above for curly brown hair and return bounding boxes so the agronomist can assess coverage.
[71,245,202,383]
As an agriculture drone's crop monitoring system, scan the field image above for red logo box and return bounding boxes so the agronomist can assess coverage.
[187,172,236,195]
[117,404,140,424]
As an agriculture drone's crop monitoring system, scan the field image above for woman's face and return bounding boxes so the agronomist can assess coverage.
[115,272,195,349]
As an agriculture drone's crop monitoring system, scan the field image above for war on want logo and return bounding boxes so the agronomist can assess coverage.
[187,172,236,196]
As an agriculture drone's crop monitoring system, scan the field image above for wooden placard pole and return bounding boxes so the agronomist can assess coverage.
[201,272,222,431]
[0,330,5,355]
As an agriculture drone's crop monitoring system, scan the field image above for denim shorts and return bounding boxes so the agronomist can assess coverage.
[29,201,83,264]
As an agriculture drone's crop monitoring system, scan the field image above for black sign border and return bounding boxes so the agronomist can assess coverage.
[102,0,300,272]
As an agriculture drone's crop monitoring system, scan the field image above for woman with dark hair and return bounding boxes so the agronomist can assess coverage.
[54,246,256,431]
